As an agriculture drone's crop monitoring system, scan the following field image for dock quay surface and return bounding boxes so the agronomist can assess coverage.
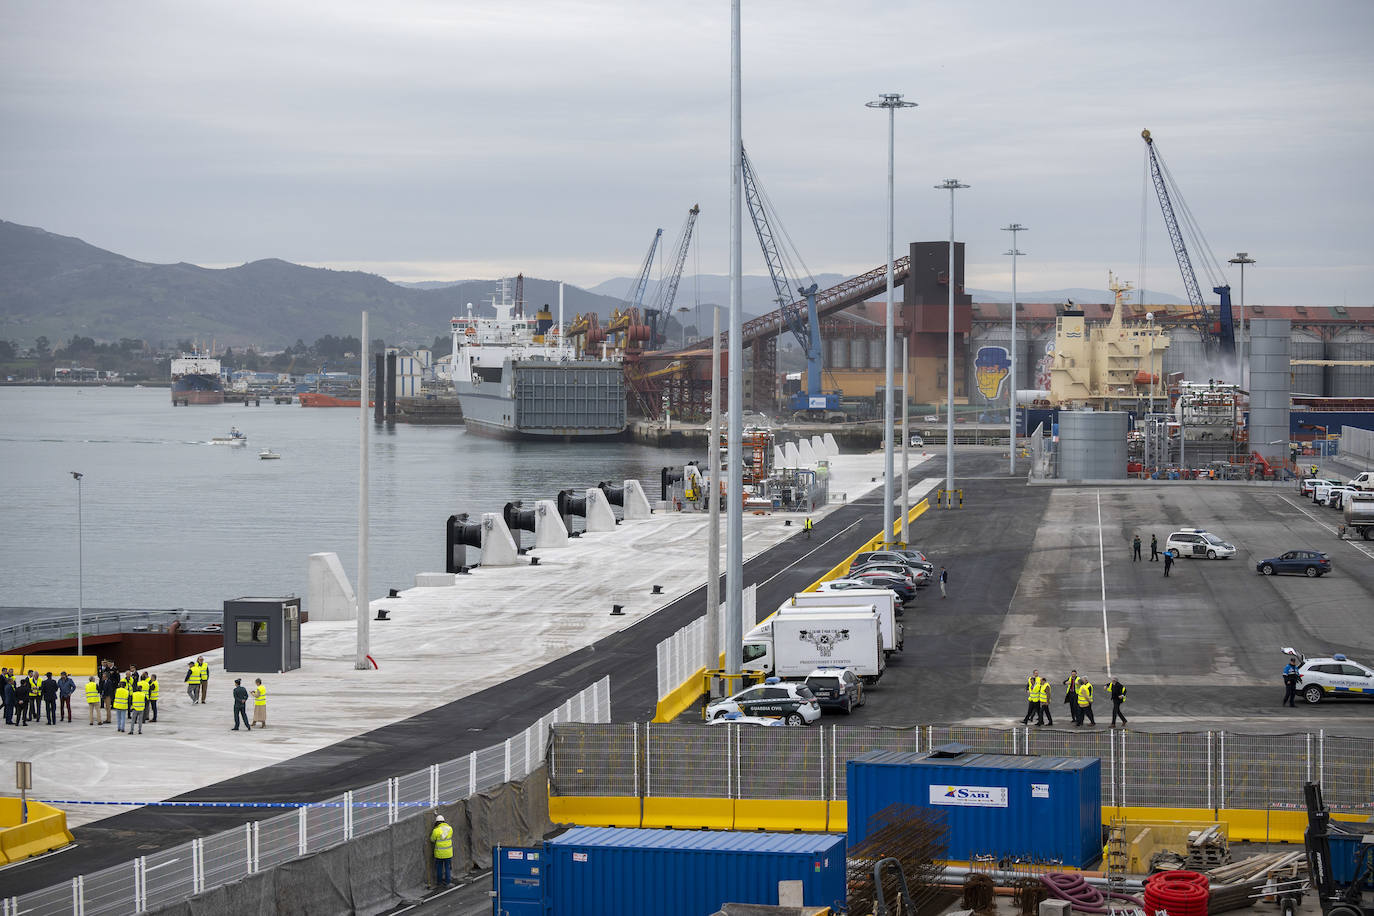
[0,450,913,895]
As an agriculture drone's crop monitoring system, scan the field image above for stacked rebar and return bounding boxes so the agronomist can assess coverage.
[847,804,949,916]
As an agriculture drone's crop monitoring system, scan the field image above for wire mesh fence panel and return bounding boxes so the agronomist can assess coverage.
[646,724,730,798]
[352,780,391,837]
[473,744,507,793]
[1221,732,1308,810]
[1120,731,1213,809]
[435,755,472,803]
[80,862,137,916]
[397,768,432,811]
[200,827,251,897]
[1319,735,1374,810]
[507,730,530,782]
[14,883,75,916]
[829,726,923,800]
[256,810,301,869]
[142,841,198,912]
[736,726,824,800]
[305,797,347,853]
[927,725,1015,754]
[548,723,640,797]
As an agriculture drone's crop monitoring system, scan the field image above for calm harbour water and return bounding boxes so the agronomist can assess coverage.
[0,387,702,614]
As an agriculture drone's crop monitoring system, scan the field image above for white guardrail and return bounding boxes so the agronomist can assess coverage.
[5,676,611,916]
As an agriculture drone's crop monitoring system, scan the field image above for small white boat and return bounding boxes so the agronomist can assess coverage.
[259,449,281,460]
[211,426,248,446]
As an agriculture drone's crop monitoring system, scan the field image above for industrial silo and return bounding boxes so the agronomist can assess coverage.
[850,338,868,370]
[869,337,885,372]
[829,337,848,369]
[1289,330,1324,397]
[1162,335,1209,384]
[1328,328,1374,397]
[1249,319,1292,468]
[1058,410,1128,479]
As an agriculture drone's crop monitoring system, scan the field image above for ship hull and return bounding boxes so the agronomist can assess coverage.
[454,360,626,440]
[299,392,374,407]
[171,374,224,405]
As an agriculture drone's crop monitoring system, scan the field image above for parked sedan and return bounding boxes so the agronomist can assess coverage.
[803,667,864,714]
[1257,550,1332,578]
[853,550,934,574]
[849,561,929,585]
[837,573,916,602]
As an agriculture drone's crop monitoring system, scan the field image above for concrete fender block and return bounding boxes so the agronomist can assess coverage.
[479,513,520,566]
[797,438,818,468]
[533,499,569,549]
[622,479,652,520]
[783,441,801,467]
[774,445,787,469]
[307,552,357,621]
[809,435,825,458]
[823,432,839,456]
[583,487,617,532]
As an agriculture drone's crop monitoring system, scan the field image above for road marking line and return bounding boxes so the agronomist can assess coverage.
[755,517,866,589]
[1097,490,1112,680]
[1275,495,1374,562]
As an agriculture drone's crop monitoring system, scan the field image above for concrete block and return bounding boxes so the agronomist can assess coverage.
[809,435,825,459]
[823,433,839,456]
[778,879,804,907]
[774,445,786,470]
[413,572,456,587]
[797,438,818,468]
[584,487,617,532]
[622,480,652,520]
[479,513,520,566]
[307,552,356,621]
[1039,900,1071,916]
[533,499,569,549]
[783,441,801,467]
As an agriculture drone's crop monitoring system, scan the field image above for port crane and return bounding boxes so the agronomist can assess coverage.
[644,204,700,349]
[1141,129,1236,355]
[741,145,841,419]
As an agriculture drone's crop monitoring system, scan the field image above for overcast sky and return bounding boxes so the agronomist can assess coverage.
[3,1,1371,307]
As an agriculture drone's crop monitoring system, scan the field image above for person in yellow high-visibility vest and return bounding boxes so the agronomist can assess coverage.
[430,814,454,886]
[1035,677,1054,727]
[128,684,147,735]
[1075,678,1095,727]
[803,517,814,539]
[113,680,131,732]
[85,676,101,726]
[148,674,160,723]
[252,678,267,728]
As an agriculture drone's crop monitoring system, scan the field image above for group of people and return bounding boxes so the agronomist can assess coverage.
[2,668,79,725]
[1131,533,1175,576]
[1020,670,1129,728]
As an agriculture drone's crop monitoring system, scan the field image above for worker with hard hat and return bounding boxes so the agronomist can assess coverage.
[430,813,454,886]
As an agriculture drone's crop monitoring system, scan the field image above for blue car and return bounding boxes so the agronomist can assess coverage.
[1257,550,1332,578]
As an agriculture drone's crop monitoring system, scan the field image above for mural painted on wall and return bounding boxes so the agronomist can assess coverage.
[1035,340,1056,390]
[974,346,1011,403]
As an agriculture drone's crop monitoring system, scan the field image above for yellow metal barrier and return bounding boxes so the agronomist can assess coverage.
[24,655,97,677]
[934,488,964,508]
[0,798,74,865]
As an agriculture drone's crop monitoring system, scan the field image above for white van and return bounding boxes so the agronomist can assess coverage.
[1348,471,1374,492]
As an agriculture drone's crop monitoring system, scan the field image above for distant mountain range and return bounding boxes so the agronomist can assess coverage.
[0,219,1187,349]
[0,221,629,348]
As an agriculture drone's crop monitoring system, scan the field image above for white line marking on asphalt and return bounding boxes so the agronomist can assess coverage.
[755,517,867,589]
[1276,495,1374,562]
[1097,489,1113,680]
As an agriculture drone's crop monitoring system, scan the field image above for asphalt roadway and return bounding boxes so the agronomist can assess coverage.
[8,450,1373,901]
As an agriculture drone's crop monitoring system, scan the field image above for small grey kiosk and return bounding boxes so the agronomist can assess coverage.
[223,596,302,673]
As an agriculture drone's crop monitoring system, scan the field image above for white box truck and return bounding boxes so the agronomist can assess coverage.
[743,606,885,682]
[785,588,902,653]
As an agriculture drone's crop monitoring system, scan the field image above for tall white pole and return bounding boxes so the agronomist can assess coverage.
[937,180,969,504]
[1229,253,1254,389]
[72,471,83,656]
[356,311,371,670]
[707,306,722,673]
[866,92,915,542]
[558,282,565,347]
[725,0,743,678]
[1002,223,1027,476]
[900,338,909,545]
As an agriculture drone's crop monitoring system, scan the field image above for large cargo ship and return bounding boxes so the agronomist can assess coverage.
[449,280,626,439]
[170,351,225,405]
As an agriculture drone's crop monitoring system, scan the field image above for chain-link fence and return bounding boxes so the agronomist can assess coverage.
[7,676,610,916]
[549,722,1374,813]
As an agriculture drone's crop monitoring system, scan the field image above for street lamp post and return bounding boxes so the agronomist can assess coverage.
[1146,312,1156,472]
[1001,223,1027,476]
[935,179,970,505]
[867,92,917,544]
[678,306,691,349]
[1229,253,1255,387]
[70,471,84,656]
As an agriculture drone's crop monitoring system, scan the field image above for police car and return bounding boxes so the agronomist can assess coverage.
[705,678,821,725]
[1283,648,1374,704]
[1164,528,1236,559]
[705,712,785,727]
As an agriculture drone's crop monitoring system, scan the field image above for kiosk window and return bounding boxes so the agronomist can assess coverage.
[237,619,270,644]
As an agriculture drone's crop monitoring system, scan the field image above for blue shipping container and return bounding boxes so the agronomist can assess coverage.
[531,827,847,916]
[847,751,1101,869]
[1329,831,1374,890]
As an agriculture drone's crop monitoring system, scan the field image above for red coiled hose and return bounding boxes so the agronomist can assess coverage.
[1144,870,1210,916]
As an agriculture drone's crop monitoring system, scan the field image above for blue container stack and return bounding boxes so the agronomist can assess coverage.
[847,750,1102,869]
